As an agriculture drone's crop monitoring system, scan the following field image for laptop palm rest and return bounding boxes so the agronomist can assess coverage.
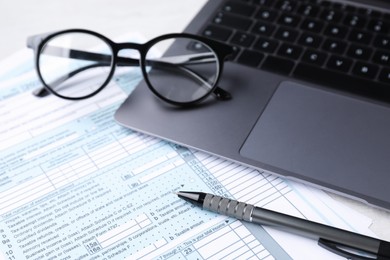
[240,81,390,206]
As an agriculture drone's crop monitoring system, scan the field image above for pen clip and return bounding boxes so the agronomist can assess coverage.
[318,238,379,260]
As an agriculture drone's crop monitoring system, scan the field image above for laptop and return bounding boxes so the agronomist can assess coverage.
[115,0,390,210]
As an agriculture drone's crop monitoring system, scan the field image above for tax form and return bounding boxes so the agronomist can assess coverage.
[0,35,374,260]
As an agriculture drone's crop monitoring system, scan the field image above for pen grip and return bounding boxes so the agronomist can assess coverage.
[203,193,254,221]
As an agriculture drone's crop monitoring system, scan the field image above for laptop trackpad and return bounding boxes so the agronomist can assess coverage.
[240,81,390,204]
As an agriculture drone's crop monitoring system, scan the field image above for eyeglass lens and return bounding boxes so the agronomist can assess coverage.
[145,37,219,104]
[38,32,114,99]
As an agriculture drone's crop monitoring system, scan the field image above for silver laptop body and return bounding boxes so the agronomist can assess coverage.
[115,0,390,210]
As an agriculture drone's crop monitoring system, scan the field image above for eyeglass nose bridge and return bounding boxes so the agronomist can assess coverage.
[114,42,147,68]
[116,42,144,51]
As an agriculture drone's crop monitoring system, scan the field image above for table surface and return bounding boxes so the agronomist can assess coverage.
[1,0,389,241]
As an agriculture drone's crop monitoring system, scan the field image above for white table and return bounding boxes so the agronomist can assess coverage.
[1,0,389,242]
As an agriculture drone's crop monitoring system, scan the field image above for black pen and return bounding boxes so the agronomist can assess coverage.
[176,191,390,259]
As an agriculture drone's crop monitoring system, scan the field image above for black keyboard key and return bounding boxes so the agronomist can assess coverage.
[228,46,241,60]
[343,14,367,27]
[223,1,255,17]
[203,25,233,41]
[213,12,253,31]
[346,44,372,60]
[373,50,390,66]
[294,63,390,103]
[275,0,298,12]
[326,55,353,72]
[379,68,390,84]
[278,13,301,27]
[274,27,299,42]
[320,1,331,7]
[345,5,357,13]
[297,3,320,17]
[237,50,264,67]
[301,49,328,66]
[319,9,343,23]
[359,8,381,18]
[348,29,373,45]
[261,55,295,74]
[253,38,279,53]
[352,62,379,79]
[367,19,389,33]
[277,43,303,59]
[231,32,256,47]
[322,39,347,54]
[255,7,279,22]
[374,35,390,50]
[255,0,274,7]
[298,33,323,48]
[369,10,382,18]
[301,18,325,33]
[324,24,349,39]
[251,21,276,36]
[332,2,344,9]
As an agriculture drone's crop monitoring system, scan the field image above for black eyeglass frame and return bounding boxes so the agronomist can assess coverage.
[27,28,234,106]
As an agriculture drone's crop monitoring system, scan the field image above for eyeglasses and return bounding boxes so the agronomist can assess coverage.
[27,29,234,106]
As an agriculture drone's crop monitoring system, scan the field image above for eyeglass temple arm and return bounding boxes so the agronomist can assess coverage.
[32,46,231,100]
[32,63,105,97]
[31,45,219,67]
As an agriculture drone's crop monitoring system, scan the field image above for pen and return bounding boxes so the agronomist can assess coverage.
[176,191,390,259]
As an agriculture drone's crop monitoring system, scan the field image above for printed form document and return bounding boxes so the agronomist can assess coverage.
[0,34,374,260]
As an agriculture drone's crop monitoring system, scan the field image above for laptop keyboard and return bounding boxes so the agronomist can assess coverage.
[200,0,390,102]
